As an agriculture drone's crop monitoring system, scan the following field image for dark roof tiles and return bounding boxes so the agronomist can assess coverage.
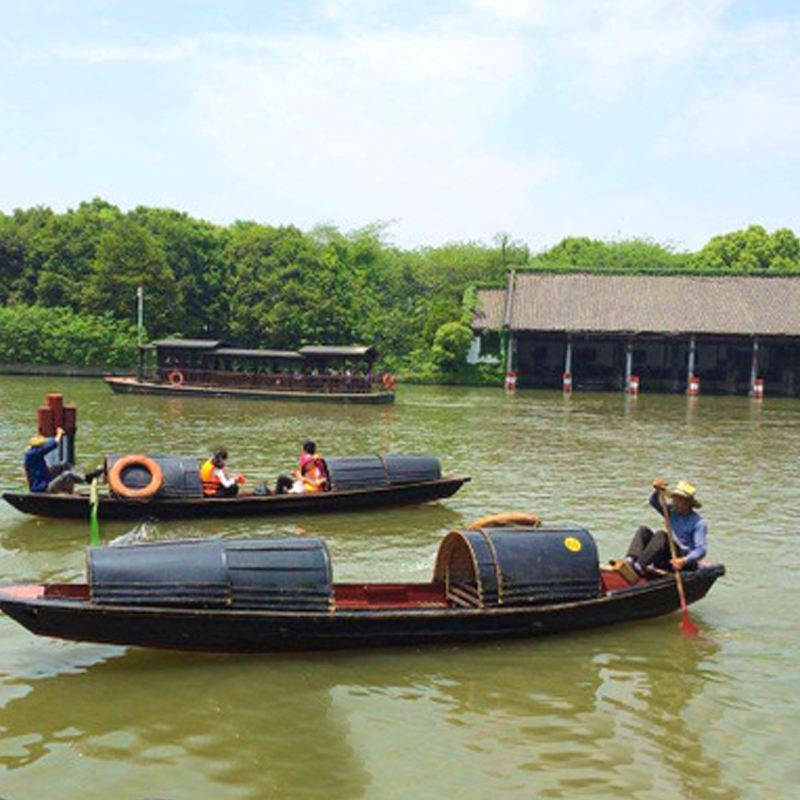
[474,274,800,336]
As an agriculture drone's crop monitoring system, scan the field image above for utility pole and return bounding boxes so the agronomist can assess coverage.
[136,286,145,380]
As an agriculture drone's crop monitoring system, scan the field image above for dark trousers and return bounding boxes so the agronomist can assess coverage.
[627,526,697,571]
[46,463,84,494]
[627,526,673,570]
[214,484,239,498]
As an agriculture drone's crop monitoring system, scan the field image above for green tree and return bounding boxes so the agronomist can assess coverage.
[34,198,122,308]
[538,236,682,271]
[691,225,800,272]
[226,223,356,348]
[0,213,27,304]
[0,305,137,367]
[129,206,229,336]
[85,218,178,335]
[431,321,473,372]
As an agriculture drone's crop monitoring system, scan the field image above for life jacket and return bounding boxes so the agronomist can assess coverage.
[200,458,221,496]
[301,456,327,493]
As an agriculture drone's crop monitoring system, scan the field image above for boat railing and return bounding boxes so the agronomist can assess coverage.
[155,368,380,394]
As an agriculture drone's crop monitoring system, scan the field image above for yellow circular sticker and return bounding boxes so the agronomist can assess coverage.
[564,537,582,553]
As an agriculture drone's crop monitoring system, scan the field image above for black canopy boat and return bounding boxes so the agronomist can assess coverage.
[3,454,468,521]
[0,522,725,653]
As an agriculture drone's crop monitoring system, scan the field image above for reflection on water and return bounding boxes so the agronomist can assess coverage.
[0,628,737,800]
[1,378,798,798]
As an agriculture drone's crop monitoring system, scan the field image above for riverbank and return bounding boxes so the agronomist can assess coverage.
[0,364,133,378]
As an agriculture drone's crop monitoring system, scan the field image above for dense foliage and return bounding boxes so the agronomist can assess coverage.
[0,304,137,367]
[1,199,799,375]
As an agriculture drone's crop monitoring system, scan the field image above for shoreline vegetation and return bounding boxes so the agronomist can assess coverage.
[2,198,799,385]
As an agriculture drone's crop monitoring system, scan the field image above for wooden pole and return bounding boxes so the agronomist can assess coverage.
[658,489,700,636]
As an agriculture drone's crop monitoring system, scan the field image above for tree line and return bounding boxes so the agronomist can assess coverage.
[1,198,798,374]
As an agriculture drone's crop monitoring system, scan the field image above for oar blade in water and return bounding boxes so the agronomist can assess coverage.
[680,609,700,637]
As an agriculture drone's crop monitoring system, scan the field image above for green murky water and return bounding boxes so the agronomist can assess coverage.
[0,377,797,799]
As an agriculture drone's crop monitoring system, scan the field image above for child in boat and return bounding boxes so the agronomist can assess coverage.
[298,441,329,493]
[623,478,707,577]
[200,449,246,498]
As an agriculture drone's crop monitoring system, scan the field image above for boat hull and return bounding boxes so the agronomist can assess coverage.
[104,376,394,404]
[0,566,724,653]
[2,477,468,522]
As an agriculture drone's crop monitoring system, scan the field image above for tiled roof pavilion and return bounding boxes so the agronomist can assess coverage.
[473,274,800,337]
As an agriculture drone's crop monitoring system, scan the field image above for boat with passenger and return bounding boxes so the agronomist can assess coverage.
[3,453,467,521]
[104,339,396,403]
[0,518,725,652]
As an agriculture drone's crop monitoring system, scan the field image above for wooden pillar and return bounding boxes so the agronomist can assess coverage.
[563,337,573,394]
[687,336,699,395]
[504,332,517,391]
[624,341,637,394]
[750,339,763,397]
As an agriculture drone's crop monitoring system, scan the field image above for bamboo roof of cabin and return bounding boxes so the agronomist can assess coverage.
[151,339,222,349]
[299,345,376,357]
[473,274,800,336]
[214,347,302,360]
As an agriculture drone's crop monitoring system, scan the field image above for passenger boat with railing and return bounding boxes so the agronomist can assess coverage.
[104,339,395,403]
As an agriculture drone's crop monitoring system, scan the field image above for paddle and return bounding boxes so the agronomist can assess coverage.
[658,488,699,636]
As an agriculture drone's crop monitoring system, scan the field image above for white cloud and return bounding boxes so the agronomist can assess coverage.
[48,37,202,63]
[656,74,800,162]
[470,0,549,24]
[8,0,799,245]
[191,29,567,241]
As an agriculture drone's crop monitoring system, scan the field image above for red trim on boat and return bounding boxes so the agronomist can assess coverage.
[1,585,46,599]
[334,583,448,609]
[600,571,646,592]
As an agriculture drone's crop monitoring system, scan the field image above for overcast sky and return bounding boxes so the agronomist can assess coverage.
[2,0,798,251]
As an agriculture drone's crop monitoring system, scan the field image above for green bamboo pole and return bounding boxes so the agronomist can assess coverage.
[89,478,100,546]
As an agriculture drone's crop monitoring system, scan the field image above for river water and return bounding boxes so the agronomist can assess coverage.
[0,377,797,799]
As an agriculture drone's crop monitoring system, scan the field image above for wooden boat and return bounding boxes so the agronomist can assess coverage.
[2,477,467,521]
[0,526,725,653]
[105,340,395,404]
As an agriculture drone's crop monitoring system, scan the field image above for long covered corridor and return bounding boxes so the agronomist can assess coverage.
[473,273,800,396]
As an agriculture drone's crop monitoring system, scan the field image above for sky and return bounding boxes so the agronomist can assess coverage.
[1,0,799,251]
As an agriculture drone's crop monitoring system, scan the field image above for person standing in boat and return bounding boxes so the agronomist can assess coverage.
[625,478,707,577]
[200,449,245,498]
[24,427,86,494]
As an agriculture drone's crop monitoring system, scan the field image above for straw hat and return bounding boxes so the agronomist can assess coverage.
[670,480,701,508]
[29,434,46,447]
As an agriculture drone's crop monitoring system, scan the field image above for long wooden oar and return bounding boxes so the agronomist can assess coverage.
[658,489,699,636]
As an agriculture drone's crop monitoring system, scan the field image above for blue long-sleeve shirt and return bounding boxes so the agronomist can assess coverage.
[24,438,58,492]
[649,491,708,565]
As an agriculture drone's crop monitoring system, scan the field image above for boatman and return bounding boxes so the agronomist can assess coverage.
[624,478,708,578]
[24,427,86,494]
[200,449,246,498]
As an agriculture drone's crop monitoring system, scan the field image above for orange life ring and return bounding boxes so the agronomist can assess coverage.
[167,370,185,386]
[467,512,542,530]
[108,455,164,500]
[381,373,397,391]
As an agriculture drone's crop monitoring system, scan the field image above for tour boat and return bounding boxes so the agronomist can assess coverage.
[104,340,395,404]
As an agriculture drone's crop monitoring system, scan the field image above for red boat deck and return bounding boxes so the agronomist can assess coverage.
[334,583,448,609]
[2,572,667,610]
